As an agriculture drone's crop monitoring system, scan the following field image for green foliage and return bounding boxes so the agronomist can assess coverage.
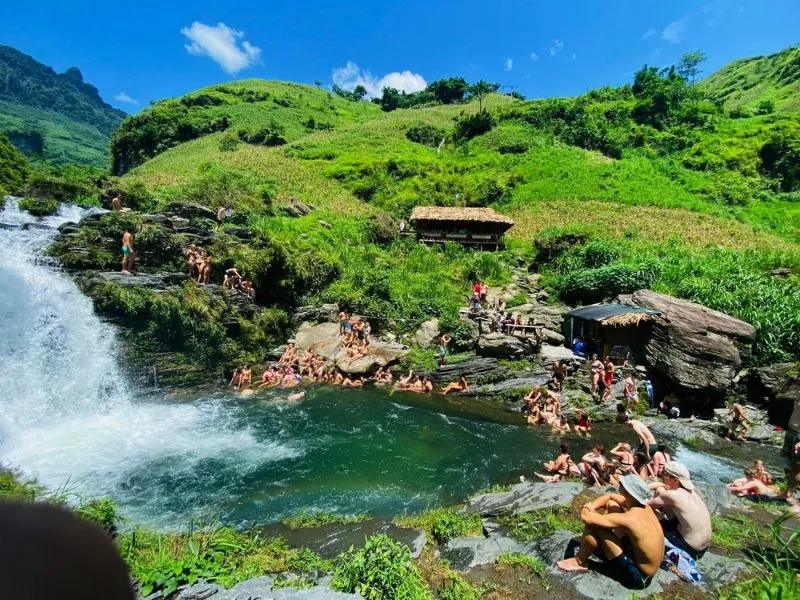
[394,508,482,544]
[559,260,660,304]
[281,512,368,529]
[467,80,501,113]
[18,196,58,216]
[405,124,446,147]
[23,162,104,202]
[121,528,331,597]
[453,111,496,142]
[426,77,468,104]
[74,497,123,533]
[0,131,29,191]
[496,552,550,588]
[712,514,754,552]
[438,571,479,600]
[0,466,44,500]
[331,534,432,600]
[0,45,125,166]
[760,124,800,191]
[499,507,583,541]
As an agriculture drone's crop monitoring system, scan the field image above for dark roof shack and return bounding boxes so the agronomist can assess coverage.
[568,303,660,327]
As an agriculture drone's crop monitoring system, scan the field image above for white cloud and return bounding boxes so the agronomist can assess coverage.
[662,17,689,44]
[702,3,727,27]
[504,58,513,71]
[331,61,427,97]
[114,92,138,105]
[642,28,657,41]
[530,51,539,61]
[181,21,262,74]
[548,39,564,56]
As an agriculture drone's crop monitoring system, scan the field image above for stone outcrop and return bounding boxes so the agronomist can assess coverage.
[539,344,583,368]
[424,357,508,384]
[293,321,407,375]
[467,482,584,516]
[476,332,533,357]
[173,578,361,600]
[413,319,440,349]
[459,374,550,399]
[621,290,756,392]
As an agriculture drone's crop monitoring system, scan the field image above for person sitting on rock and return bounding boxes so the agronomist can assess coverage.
[442,373,468,395]
[652,444,671,479]
[229,368,241,389]
[332,370,344,385]
[647,462,711,562]
[580,444,607,483]
[410,375,425,393]
[659,391,681,419]
[727,468,781,499]
[277,342,297,368]
[572,337,587,358]
[724,401,752,442]
[281,367,299,388]
[611,443,636,475]
[423,376,434,393]
[575,410,592,437]
[238,364,252,389]
[297,348,314,376]
[557,474,665,591]
[536,442,581,483]
[522,396,542,425]
[542,396,558,425]
[633,452,654,480]
[731,459,773,488]
[257,366,277,387]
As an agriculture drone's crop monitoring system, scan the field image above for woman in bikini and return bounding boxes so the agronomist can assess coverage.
[542,396,558,425]
[633,452,654,480]
[442,373,468,395]
[651,443,671,478]
[575,409,592,437]
[238,364,252,389]
[602,356,615,402]
[590,355,603,397]
[611,442,636,475]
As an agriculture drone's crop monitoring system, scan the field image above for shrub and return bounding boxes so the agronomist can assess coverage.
[237,125,287,147]
[405,124,446,147]
[559,260,660,304]
[453,112,496,142]
[218,133,240,152]
[75,497,123,534]
[439,572,479,600]
[19,197,58,216]
[331,534,431,600]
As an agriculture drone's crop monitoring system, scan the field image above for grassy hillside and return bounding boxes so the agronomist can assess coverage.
[0,44,126,167]
[703,45,800,114]
[87,53,800,365]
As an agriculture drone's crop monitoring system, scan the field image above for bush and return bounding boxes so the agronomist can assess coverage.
[19,197,58,216]
[405,124,446,147]
[331,534,431,600]
[75,497,123,534]
[453,112,496,142]
[237,124,287,147]
[559,260,660,304]
[219,133,240,152]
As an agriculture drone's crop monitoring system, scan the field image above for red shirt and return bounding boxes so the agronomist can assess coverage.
[473,283,482,294]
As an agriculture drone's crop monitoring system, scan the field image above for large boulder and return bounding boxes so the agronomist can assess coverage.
[467,482,584,517]
[540,344,583,368]
[511,303,570,331]
[476,333,530,357]
[161,201,218,221]
[294,322,341,359]
[622,290,756,392]
[424,357,508,384]
[335,340,408,375]
[413,319,440,349]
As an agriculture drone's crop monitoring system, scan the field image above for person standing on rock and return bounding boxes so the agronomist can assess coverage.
[620,415,658,461]
[121,230,134,274]
[552,360,567,392]
[111,192,122,211]
[724,401,752,442]
[781,387,800,513]
[647,462,711,561]
[557,474,664,590]
[217,206,230,229]
[437,334,451,367]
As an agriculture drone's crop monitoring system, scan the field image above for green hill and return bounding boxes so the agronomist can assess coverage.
[703,45,800,114]
[0,45,126,167]
[58,51,800,367]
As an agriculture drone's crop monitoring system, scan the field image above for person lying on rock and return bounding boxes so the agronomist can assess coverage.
[620,415,658,461]
[557,474,664,590]
[730,459,773,488]
[442,373,468,395]
[647,462,711,562]
[724,401,752,442]
[342,375,365,387]
[535,442,581,483]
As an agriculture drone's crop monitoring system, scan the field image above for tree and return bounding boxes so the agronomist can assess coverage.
[467,80,500,113]
[380,87,402,112]
[352,85,368,101]
[427,77,468,104]
[677,50,708,85]
[313,80,322,88]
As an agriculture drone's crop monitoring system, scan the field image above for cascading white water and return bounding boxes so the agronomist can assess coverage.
[0,198,298,526]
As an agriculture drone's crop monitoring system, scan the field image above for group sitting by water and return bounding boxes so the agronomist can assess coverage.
[183,246,256,297]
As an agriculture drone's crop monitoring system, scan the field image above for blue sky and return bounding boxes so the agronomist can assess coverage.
[2,0,798,112]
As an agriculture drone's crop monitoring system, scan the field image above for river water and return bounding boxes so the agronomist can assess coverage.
[0,199,742,529]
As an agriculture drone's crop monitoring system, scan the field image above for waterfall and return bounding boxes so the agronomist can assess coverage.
[0,198,294,527]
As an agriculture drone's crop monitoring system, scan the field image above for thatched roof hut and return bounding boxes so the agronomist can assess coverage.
[408,207,514,249]
[566,303,661,364]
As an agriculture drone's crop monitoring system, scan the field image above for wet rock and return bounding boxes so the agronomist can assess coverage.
[621,290,756,392]
[439,534,535,571]
[642,417,720,446]
[467,482,584,517]
[460,374,550,399]
[477,333,531,357]
[162,202,218,221]
[424,357,508,384]
[226,227,253,240]
[693,482,746,515]
[176,583,225,599]
[89,271,188,288]
[413,319,440,349]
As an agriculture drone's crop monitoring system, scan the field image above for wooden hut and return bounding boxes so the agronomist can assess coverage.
[408,207,514,250]
[565,303,661,364]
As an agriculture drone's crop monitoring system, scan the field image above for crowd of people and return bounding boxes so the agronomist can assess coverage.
[466,281,539,337]
[223,267,256,298]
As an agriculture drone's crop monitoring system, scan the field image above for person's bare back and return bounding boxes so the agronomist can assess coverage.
[650,487,711,552]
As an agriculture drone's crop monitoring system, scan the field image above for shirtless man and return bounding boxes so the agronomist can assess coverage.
[647,462,711,560]
[725,402,752,442]
[111,193,122,211]
[623,373,639,408]
[338,310,349,335]
[552,360,567,392]
[121,231,134,274]
[558,474,664,590]
[621,415,657,461]
[781,388,800,512]
[398,370,414,390]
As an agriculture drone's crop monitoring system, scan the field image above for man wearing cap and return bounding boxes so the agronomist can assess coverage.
[648,461,711,560]
[558,474,664,590]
